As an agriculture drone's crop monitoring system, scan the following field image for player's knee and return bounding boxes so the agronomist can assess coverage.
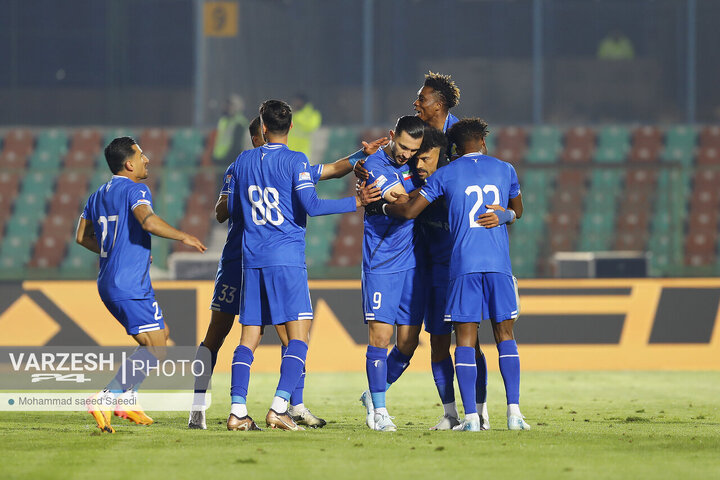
[430,334,451,362]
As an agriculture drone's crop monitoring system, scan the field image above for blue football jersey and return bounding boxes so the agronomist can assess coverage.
[363,148,423,273]
[227,143,354,268]
[81,175,154,301]
[419,153,521,279]
[218,158,323,264]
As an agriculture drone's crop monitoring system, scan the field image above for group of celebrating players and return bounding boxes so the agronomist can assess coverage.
[77,72,530,434]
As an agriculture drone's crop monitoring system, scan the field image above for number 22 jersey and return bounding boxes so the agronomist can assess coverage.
[419,153,521,279]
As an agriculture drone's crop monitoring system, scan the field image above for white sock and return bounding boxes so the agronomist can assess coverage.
[443,402,459,418]
[230,403,247,418]
[507,403,522,417]
[375,407,389,417]
[477,402,488,419]
[193,392,206,407]
[465,412,480,422]
[289,402,305,413]
[270,396,288,413]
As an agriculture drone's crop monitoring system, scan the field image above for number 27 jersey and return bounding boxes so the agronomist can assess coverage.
[419,153,521,279]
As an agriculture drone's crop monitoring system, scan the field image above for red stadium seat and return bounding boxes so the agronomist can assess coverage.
[2,129,34,156]
[495,127,528,164]
[698,126,720,149]
[69,129,102,155]
[695,147,720,165]
[139,129,170,166]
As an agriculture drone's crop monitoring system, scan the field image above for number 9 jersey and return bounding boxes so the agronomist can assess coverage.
[419,153,521,280]
[81,175,154,301]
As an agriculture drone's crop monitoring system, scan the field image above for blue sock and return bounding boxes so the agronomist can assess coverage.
[497,339,520,404]
[366,345,387,409]
[431,356,455,404]
[385,346,411,390]
[275,339,308,401]
[230,345,254,403]
[454,346,477,415]
[476,350,488,403]
[193,341,218,395]
[282,345,306,405]
[107,347,156,395]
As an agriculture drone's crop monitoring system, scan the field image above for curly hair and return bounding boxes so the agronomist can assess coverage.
[447,118,490,152]
[424,71,460,110]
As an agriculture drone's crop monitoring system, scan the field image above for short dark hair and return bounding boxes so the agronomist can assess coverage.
[417,126,448,159]
[424,71,460,110]
[447,118,490,152]
[259,99,292,135]
[394,115,425,140]
[249,116,262,138]
[105,136,137,174]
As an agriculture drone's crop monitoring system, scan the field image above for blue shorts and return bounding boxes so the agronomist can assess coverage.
[210,260,242,315]
[103,297,165,335]
[445,273,519,324]
[240,266,313,326]
[362,269,424,326]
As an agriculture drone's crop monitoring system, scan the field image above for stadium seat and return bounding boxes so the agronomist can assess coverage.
[593,126,630,163]
[661,126,696,165]
[139,129,170,164]
[64,150,95,169]
[28,150,63,172]
[698,125,720,149]
[103,129,136,146]
[35,129,68,155]
[69,129,102,155]
[172,129,205,157]
[696,147,720,165]
[2,129,34,157]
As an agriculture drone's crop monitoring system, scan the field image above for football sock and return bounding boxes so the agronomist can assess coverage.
[385,346,411,389]
[475,349,488,403]
[281,345,306,406]
[478,402,488,421]
[366,345,388,409]
[431,356,456,406]
[270,396,288,413]
[275,339,308,403]
[230,403,248,418]
[497,339,521,405]
[106,347,157,396]
[193,341,218,406]
[454,346,478,415]
[508,404,522,417]
[230,344,254,404]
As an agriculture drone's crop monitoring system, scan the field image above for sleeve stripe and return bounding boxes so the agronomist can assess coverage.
[419,189,432,201]
[131,199,152,210]
[380,180,400,195]
[294,183,315,191]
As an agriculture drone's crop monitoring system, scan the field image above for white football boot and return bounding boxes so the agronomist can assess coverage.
[360,390,375,429]
[430,414,461,430]
[373,411,397,432]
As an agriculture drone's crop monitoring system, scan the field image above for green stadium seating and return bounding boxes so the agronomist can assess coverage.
[164,151,199,168]
[593,126,630,163]
[525,126,562,164]
[28,150,63,172]
[484,133,496,156]
[103,129,136,146]
[172,129,204,156]
[35,129,68,154]
[578,232,614,251]
[661,126,696,165]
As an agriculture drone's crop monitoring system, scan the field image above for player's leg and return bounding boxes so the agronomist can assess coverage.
[426,282,459,430]
[385,268,424,391]
[475,339,490,429]
[275,324,326,428]
[486,273,529,430]
[367,320,396,431]
[227,324,263,431]
[227,267,264,431]
[189,310,235,428]
[263,266,313,431]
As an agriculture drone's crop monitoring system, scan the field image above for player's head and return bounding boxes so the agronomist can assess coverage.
[413,72,460,122]
[259,99,292,138]
[414,127,447,180]
[248,116,264,148]
[447,118,489,157]
[105,136,149,180]
[389,115,425,166]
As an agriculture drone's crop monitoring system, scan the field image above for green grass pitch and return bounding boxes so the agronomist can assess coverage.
[1,371,719,480]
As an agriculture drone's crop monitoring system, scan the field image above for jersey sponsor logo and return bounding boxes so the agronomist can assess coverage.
[375,175,387,188]
[299,172,312,181]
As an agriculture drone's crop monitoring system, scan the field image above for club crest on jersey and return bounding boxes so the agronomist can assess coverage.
[299,171,312,181]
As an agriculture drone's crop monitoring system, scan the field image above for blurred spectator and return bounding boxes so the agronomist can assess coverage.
[213,94,249,165]
[597,30,635,60]
[287,93,322,159]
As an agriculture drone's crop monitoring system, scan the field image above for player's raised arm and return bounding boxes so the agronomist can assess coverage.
[318,136,388,181]
[75,216,101,254]
[133,204,207,252]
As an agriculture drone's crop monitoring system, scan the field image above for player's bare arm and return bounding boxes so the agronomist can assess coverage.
[133,203,207,252]
[75,216,101,254]
[320,136,388,181]
[215,194,229,223]
[383,193,431,220]
[476,193,523,228]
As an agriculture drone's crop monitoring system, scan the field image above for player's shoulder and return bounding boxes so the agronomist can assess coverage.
[364,150,391,170]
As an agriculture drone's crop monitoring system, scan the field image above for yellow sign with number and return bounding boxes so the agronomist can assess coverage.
[204,2,238,37]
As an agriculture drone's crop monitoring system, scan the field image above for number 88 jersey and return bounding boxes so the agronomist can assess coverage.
[81,175,154,301]
[419,153,521,280]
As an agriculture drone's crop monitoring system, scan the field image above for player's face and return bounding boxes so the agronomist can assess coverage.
[389,130,423,166]
[127,144,150,180]
[413,86,441,122]
[414,147,441,180]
